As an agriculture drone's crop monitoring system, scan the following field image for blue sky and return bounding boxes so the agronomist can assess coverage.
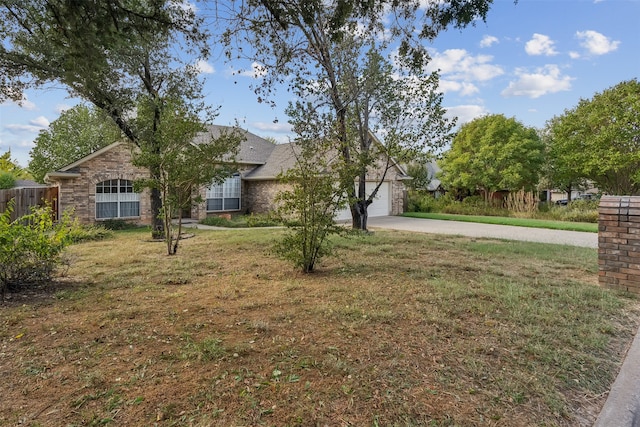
[1,0,638,167]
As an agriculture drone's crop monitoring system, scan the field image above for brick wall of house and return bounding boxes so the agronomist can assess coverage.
[244,180,286,215]
[48,143,152,225]
[598,196,640,295]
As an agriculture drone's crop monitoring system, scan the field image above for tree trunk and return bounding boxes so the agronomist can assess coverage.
[351,199,369,231]
[566,183,573,202]
[150,167,164,240]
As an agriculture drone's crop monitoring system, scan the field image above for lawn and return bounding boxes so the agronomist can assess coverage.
[1,228,638,426]
[403,212,599,233]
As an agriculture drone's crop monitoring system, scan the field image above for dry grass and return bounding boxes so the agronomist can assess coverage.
[1,228,638,427]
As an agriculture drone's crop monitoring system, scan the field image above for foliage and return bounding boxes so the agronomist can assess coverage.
[440,114,544,203]
[0,0,211,238]
[544,79,640,195]
[132,98,241,255]
[29,105,122,183]
[227,0,486,230]
[0,171,15,189]
[272,136,346,273]
[0,150,29,179]
[406,162,434,191]
[200,213,280,228]
[0,201,74,298]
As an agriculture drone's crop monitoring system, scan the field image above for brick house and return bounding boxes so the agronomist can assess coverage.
[45,125,409,225]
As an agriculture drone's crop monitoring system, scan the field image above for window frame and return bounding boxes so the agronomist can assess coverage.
[206,174,241,212]
[95,179,141,220]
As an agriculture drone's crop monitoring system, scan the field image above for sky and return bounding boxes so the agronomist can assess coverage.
[1,0,639,168]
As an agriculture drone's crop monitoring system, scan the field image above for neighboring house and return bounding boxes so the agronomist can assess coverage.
[45,125,409,225]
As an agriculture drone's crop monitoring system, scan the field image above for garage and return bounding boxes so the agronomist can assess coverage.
[335,181,391,221]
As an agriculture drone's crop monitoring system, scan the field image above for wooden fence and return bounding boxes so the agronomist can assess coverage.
[0,186,58,222]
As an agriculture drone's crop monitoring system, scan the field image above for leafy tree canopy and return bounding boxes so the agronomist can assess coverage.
[0,150,29,179]
[544,79,640,196]
[224,0,474,229]
[0,0,218,237]
[29,105,123,183]
[440,114,544,202]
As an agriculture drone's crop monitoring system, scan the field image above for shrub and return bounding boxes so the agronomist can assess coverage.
[245,213,280,227]
[200,215,237,228]
[0,201,75,298]
[0,171,16,189]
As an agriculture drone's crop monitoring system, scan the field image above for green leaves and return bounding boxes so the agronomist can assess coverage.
[440,114,544,201]
[545,79,640,195]
[28,105,122,182]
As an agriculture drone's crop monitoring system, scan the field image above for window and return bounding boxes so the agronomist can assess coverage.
[96,179,140,219]
[206,175,241,211]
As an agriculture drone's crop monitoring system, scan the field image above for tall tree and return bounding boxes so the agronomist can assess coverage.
[545,79,640,196]
[0,0,213,238]
[540,123,587,202]
[29,105,122,183]
[224,0,470,229]
[440,114,544,204]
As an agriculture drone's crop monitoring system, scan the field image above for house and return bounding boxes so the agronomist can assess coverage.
[45,125,408,225]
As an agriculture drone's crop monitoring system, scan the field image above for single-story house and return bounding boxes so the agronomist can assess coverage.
[45,125,409,225]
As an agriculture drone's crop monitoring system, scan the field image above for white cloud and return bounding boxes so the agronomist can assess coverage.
[4,116,50,134]
[30,116,50,128]
[427,49,504,85]
[5,124,44,133]
[445,105,488,125]
[525,33,558,56]
[480,35,499,48]
[251,121,293,133]
[1,96,36,111]
[501,65,573,98]
[195,59,215,74]
[568,51,581,59]
[576,30,620,55]
[239,62,267,79]
[55,103,72,114]
[439,80,479,96]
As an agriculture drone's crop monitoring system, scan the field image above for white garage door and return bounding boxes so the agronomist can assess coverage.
[335,182,390,221]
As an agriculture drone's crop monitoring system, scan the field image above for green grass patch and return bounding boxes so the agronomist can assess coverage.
[403,211,598,232]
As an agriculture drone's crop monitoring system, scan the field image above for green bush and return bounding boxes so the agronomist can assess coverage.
[0,201,75,298]
[200,215,238,227]
[245,213,280,227]
[66,223,114,243]
[0,171,16,189]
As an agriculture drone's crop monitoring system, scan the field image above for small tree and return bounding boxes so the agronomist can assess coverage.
[132,97,242,255]
[273,104,347,273]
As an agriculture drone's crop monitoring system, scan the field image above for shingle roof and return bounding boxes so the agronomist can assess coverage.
[14,179,49,188]
[194,125,277,165]
[243,143,298,180]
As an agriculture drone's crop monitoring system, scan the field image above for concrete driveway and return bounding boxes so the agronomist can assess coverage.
[366,216,598,248]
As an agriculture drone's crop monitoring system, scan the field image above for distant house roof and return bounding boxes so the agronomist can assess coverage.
[13,179,49,189]
[425,161,442,192]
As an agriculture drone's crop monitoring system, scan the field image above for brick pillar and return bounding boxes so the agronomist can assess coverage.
[598,196,640,295]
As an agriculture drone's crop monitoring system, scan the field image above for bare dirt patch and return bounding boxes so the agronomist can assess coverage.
[1,229,638,426]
